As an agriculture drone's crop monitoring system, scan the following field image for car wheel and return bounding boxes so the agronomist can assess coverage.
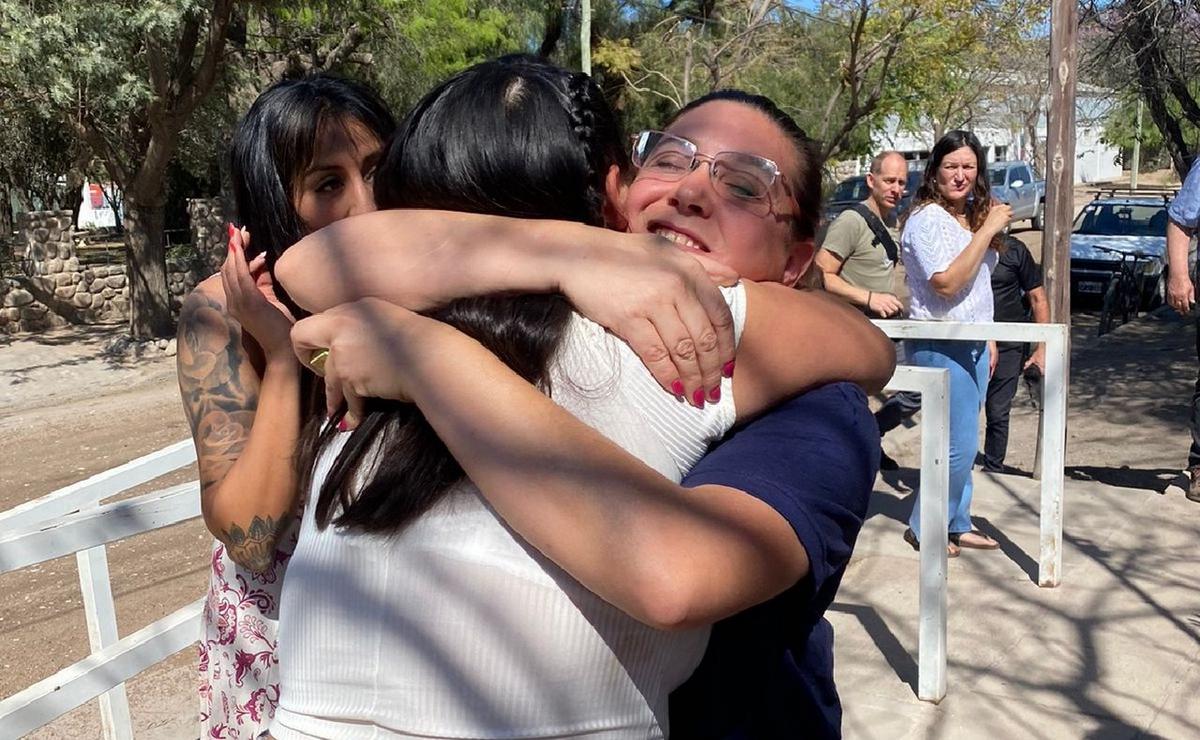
[1030,202,1044,231]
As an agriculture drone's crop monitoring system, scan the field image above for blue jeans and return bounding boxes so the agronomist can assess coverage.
[907,339,989,540]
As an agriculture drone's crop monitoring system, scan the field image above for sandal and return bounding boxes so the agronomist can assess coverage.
[950,530,1000,550]
[903,528,959,557]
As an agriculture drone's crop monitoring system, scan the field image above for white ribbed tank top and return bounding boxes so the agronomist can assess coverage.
[272,285,746,739]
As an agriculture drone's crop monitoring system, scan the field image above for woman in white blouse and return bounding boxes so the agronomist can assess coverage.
[899,130,1013,556]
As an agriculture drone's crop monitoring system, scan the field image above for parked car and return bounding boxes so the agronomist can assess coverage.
[1069,193,1171,308]
[988,161,1045,229]
[823,169,923,225]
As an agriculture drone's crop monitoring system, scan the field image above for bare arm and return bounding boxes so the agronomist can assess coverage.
[814,249,869,307]
[1023,285,1051,371]
[732,282,896,413]
[276,210,572,313]
[928,204,1012,298]
[1167,218,1195,314]
[276,210,738,403]
[290,286,892,625]
[177,279,302,573]
[815,249,903,317]
[290,302,808,629]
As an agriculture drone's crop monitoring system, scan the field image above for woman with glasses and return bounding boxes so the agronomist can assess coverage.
[274,82,890,738]
[899,130,1013,557]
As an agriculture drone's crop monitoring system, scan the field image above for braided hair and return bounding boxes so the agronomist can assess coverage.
[298,55,629,534]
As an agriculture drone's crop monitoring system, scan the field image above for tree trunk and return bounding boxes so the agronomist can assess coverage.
[123,199,174,339]
[0,185,13,243]
[65,162,87,229]
[1025,109,1042,173]
[1124,5,1195,178]
[539,0,564,57]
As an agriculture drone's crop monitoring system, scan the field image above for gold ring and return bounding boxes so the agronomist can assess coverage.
[307,349,329,374]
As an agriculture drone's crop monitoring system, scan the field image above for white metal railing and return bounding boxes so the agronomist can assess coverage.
[0,442,201,740]
[875,320,1069,588]
[881,366,950,703]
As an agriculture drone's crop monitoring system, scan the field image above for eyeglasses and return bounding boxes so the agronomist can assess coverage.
[630,130,785,215]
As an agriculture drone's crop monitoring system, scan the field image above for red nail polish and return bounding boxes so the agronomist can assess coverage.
[722,360,736,378]
[671,379,685,397]
[227,223,236,239]
[692,388,706,408]
[336,418,348,432]
[708,386,721,403]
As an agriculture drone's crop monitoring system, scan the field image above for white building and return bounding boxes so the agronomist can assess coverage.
[873,83,1122,184]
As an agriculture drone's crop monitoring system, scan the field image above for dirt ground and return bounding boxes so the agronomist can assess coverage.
[0,325,207,738]
[0,180,1181,737]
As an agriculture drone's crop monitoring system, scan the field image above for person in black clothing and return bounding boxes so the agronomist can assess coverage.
[983,233,1049,472]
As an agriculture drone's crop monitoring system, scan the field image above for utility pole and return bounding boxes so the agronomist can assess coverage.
[1131,98,1144,190]
[1034,0,1077,493]
[580,0,592,75]
[1043,0,1078,327]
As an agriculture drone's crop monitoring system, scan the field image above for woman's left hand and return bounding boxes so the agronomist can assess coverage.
[291,298,446,425]
[988,340,999,379]
[221,227,296,361]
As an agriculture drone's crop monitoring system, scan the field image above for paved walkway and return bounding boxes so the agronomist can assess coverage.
[834,307,1200,738]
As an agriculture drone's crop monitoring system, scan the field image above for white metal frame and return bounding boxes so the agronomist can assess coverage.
[875,320,1069,588]
[882,366,950,703]
[0,443,201,740]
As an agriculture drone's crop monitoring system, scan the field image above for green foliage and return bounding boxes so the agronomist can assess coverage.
[0,95,75,208]
[1102,91,1200,171]
[588,0,1044,160]
[369,0,535,113]
[888,1,1046,133]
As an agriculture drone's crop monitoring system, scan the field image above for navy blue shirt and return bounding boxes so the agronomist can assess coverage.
[669,383,879,739]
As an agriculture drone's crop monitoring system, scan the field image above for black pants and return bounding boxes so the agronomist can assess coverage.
[876,391,922,435]
[876,339,923,437]
[983,342,1030,471]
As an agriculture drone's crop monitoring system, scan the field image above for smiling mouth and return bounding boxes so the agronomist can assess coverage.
[652,224,709,252]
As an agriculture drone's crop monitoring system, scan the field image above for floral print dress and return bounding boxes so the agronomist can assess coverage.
[199,519,300,739]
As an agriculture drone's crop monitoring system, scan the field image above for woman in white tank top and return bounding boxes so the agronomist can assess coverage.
[273,57,895,739]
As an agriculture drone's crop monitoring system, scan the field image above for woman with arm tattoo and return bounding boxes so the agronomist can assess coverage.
[176,75,395,740]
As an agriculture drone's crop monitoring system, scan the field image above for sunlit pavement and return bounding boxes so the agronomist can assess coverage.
[836,306,1200,738]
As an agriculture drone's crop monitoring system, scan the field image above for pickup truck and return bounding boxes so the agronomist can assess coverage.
[988,161,1045,229]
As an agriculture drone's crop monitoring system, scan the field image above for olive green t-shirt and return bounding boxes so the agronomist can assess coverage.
[820,207,897,295]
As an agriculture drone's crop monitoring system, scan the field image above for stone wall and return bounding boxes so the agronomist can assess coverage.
[1,276,68,333]
[187,197,229,275]
[0,205,226,335]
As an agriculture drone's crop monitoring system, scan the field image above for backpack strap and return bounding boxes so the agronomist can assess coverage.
[849,203,898,265]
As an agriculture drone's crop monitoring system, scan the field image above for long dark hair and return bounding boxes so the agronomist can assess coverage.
[228,75,394,439]
[668,90,825,245]
[228,74,396,312]
[298,55,627,534]
[908,129,1002,249]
